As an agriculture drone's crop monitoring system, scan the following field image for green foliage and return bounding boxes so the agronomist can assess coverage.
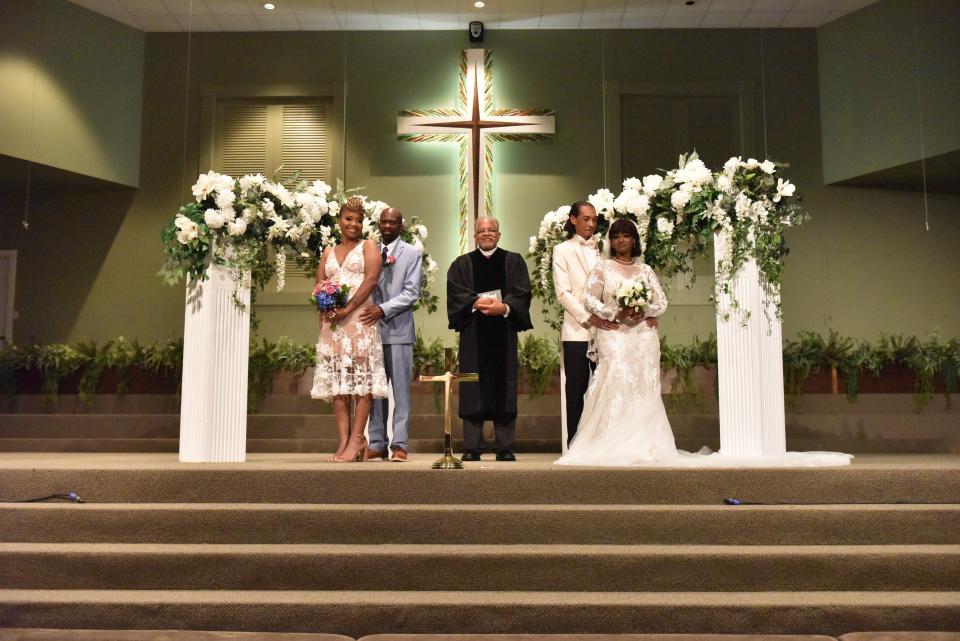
[3,330,958,416]
[782,332,824,405]
[247,338,277,414]
[659,334,717,409]
[0,344,30,398]
[104,337,142,395]
[413,332,447,376]
[905,333,949,412]
[75,341,103,409]
[158,202,212,286]
[141,338,184,392]
[413,332,448,412]
[518,335,560,399]
[943,338,959,407]
[661,337,700,409]
[32,343,86,406]
[272,337,315,375]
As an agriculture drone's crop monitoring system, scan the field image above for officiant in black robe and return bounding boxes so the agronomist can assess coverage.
[447,216,533,462]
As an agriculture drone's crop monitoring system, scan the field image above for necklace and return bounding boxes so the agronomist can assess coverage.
[613,256,634,266]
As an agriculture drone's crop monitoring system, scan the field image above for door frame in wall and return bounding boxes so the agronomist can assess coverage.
[602,80,757,307]
[603,80,758,189]
[198,83,346,306]
[0,250,17,348]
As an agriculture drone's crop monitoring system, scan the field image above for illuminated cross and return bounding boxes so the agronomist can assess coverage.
[397,48,556,253]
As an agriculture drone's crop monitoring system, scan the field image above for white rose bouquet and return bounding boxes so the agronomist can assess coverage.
[614,277,652,315]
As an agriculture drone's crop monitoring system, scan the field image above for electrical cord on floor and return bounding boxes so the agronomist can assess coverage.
[0,493,85,503]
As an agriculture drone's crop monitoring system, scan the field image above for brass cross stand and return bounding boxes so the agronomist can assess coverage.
[419,370,479,469]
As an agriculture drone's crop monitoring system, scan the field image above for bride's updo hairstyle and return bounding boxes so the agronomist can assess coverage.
[564,201,594,238]
[341,195,366,217]
[608,217,643,258]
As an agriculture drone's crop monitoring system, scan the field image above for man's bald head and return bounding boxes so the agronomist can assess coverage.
[474,216,501,251]
[378,207,404,245]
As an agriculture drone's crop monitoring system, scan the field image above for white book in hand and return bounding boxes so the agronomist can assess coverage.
[477,289,502,302]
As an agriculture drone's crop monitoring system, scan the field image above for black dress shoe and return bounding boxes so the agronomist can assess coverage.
[495,451,516,462]
[461,451,482,462]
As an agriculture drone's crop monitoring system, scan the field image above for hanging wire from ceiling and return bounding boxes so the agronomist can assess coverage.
[341,7,349,187]
[759,30,769,160]
[22,1,42,232]
[910,0,930,231]
[179,0,195,197]
[601,29,607,187]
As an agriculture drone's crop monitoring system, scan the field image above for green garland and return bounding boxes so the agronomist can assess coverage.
[3,331,958,413]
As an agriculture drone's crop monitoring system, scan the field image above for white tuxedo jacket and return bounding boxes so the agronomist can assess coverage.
[552,238,597,342]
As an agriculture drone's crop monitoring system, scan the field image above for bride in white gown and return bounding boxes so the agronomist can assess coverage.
[556,218,853,468]
[556,218,680,467]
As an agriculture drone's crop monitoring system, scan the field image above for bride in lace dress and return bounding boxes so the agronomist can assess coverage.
[556,218,679,467]
[311,196,389,462]
[556,218,854,468]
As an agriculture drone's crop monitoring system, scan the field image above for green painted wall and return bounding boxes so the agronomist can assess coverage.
[818,0,960,184]
[0,0,144,187]
[2,13,958,346]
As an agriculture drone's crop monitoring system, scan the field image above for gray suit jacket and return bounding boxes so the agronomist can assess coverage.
[374,239,422,345]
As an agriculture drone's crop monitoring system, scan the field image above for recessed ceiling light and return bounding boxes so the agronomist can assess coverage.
[264,2,275,9]
[474,1,485,7]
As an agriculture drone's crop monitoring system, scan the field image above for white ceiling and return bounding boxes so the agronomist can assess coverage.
[67,0,881,31]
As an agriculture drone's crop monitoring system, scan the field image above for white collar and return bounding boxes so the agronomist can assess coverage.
[479,246,497,257]
[381,238,400,254]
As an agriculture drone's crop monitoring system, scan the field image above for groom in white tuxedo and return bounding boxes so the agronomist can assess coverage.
[552,202,610,449]
[360,207,422,462]
[552,202,656,449]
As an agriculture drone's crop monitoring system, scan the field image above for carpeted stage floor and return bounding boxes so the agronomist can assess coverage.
[0,453,958,636]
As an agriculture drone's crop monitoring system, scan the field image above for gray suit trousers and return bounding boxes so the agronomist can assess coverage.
[369,343,413,452]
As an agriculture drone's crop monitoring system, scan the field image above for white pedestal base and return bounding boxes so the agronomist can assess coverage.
[714,232,786,457]
[178,263,250,463]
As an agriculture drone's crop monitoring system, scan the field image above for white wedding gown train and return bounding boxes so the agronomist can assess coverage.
[556,258,852,469]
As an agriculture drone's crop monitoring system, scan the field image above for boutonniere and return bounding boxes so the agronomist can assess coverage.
[384,255,397,267]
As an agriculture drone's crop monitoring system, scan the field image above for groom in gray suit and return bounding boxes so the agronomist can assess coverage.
[360,207,422,462]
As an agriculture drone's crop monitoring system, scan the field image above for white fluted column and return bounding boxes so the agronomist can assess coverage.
[179,263,250,463]
[714,231,786,457]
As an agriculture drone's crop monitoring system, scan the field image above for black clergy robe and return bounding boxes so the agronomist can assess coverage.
[447,247,533,422]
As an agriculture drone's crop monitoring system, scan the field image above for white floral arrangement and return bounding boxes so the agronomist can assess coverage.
[614,277,652,314]
[527,152,806,327]
[161,172,438,313]
[704,156,804,320]
[527,204,575,331]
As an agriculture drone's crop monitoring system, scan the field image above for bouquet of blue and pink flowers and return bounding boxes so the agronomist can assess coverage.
[311,279,351,330]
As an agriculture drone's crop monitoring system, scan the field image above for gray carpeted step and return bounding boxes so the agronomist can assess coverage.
[1,543,957,592]
[0,590,958,636]
[1,464,957,504]
[1,413,957,454]
[2,503,957,545]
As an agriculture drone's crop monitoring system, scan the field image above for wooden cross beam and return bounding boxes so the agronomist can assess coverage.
[398,48,555,253]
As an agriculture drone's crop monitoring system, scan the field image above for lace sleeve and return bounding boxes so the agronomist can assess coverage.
[643,264,668,318]
[583,260,618,320]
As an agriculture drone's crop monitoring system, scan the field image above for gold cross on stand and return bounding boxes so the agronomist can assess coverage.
[418,370,479,469]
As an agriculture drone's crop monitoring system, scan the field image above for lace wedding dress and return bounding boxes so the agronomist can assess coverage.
[556,258,680,466]
[311,242,389,400]
[556,258,853,468]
